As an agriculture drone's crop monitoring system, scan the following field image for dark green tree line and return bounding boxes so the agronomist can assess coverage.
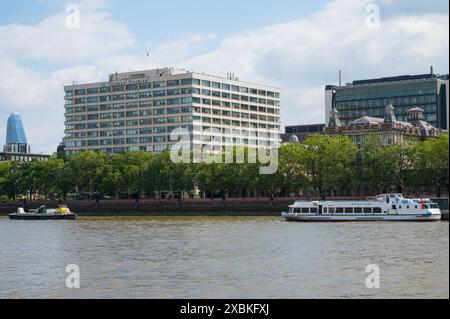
[0,134,448,201]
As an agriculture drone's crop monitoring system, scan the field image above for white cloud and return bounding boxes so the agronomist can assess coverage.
[0,0,133,62]
[171,0,449,125]
[0,0,448,153]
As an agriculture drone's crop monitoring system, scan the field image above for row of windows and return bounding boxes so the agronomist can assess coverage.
[66,136,171,147]
[336,95,437,111]
[66,116,192,130]
[65,145,171,155]
[65,140,279,155]
[292,207,383,214]
[65,126,278,139]
[65,136,275,149]
[335,88,436,102]
[68,93,280,107]
[66,79,280,98]
[66,110,280,123]
[66,118,281,131]
[66,102,280,115]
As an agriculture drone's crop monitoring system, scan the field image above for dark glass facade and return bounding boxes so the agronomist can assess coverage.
[282,124,325,143]
[326,73,449,130]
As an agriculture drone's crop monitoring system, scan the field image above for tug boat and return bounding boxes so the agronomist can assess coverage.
[282,194,441,222]
[9,205,77,220]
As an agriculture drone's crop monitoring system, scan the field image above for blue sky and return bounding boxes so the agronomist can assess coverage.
[0,0,448,153]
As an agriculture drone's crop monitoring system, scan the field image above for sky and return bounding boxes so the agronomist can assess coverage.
[0,0,448,154]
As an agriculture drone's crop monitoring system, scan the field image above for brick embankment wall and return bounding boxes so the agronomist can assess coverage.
[0,198,293,217]
[1,197,448,219]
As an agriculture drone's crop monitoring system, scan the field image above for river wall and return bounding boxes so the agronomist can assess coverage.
[0,198,448,219]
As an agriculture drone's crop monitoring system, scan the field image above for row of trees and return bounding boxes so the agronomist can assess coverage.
[0,134,448,201]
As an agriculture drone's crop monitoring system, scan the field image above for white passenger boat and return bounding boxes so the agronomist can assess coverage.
[282,194,441,222]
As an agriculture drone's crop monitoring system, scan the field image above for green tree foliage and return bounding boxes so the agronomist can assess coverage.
[0,134,448,200]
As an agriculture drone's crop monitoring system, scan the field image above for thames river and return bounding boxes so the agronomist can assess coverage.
[0,216,448,299]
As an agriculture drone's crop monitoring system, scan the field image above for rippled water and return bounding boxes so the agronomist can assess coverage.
[0,216,448,299]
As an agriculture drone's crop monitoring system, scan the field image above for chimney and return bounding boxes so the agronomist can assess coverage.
[430,66,434,75]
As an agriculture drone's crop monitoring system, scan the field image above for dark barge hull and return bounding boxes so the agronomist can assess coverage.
[8,213,77,220]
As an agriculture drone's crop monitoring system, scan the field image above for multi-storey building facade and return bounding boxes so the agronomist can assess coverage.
[63,68,281,155]
[325,70,449,130]
[325,104,443,146]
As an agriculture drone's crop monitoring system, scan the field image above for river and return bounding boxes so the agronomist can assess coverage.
[0,216,448,299]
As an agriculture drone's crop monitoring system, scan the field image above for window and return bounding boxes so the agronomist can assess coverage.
[87,105,100,112]
[139,83,152,89]
[167,98,180,105]
[345,208,353,213]
[126,84,138,91]
[181,78,193,85]
[113,85,124,92]
[167,89,180,96]
[153,90,166,97]
[87,88,99,94]
[301,207,309,213]
[373,207,382,213]
[201,80,211,87]
[363,208,372,213]
[153,81,167,88]
[167,80,180,87]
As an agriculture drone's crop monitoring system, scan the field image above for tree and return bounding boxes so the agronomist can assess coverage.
[303,134,357,198]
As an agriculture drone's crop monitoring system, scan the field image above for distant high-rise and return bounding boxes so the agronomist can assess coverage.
[4,113,29,154]
[1,113,50,162]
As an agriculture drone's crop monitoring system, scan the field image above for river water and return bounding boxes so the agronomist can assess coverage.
[0,216,448,299]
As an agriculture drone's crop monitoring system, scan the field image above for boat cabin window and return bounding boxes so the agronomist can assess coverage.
[354,208,362,213]
[363,208,372,213]
[301,207,309,213]
[392,205,396,210]
[336,208,344,213]
[428,203,439,209]
[328,207,336,214]
[294,208,301,214]
[310,207,318,214]
[345,208,353,213]
[373,207,382,213]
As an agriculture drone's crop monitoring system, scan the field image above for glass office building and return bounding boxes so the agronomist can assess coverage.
[282,123,325,143]
[63,68,281,155]
[1,113,50,162]
[325,71,449,130]
[4,113,29,154]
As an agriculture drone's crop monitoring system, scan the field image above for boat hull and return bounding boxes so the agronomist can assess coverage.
[8,213,77,220]
[282,212,441,222]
